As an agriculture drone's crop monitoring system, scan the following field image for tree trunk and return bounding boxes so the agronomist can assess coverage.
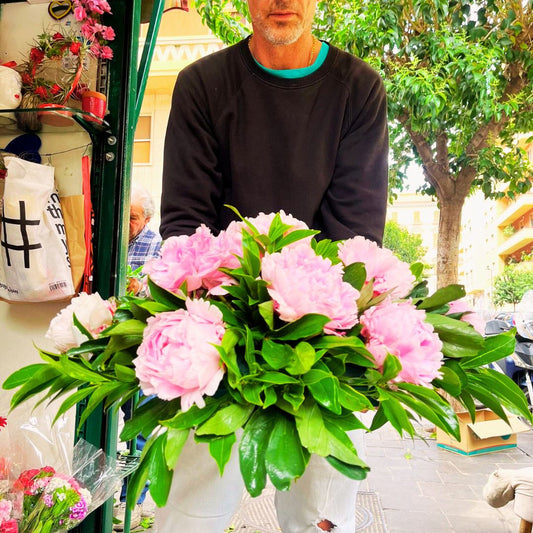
[437,196,466,288]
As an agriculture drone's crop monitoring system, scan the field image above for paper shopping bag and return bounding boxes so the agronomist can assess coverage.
[0,156,75,302]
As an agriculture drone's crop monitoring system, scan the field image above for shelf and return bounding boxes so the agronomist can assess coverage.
[0,107,110,137]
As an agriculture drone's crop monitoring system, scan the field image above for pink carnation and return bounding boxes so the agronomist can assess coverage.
[338,236,415,299]
[134,299,226,410]
[360,301,443,386]
[261,243,359,334]
[0,500,12,524]
[447,299,485,334]
[0,519,17,533]
[143,225,238,295]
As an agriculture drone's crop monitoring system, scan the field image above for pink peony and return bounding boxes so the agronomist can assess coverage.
[447,299,485,334]
[338,236,415,299]
[134,299,226,410]
[45,293,115,352]
[143,225,239,296]
[360,300,443,386]
[261,243,359,334]
[225,210,310,250]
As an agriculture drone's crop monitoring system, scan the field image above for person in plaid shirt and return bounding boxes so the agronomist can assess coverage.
[127,183,162,295]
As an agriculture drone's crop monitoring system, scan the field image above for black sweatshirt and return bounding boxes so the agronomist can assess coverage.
[160,37,389,244]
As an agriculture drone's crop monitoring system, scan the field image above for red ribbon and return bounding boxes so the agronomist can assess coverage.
[1,61,17,68]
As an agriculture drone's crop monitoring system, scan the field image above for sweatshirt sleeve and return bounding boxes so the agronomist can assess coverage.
[160,66,225,239]
[319,72,389,245]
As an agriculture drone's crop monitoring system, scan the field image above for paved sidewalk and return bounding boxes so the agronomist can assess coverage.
[360,416,533,533]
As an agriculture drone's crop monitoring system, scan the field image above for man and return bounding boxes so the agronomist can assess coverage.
[127,183,162,295]
[158,1,389,531]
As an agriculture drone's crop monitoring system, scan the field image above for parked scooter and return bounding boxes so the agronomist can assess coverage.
[511,320,533,409]
[485,317,533,411]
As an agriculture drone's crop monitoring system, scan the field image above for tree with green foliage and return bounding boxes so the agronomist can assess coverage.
[383,220,427,264]
[195,0,533,288]
[493,264,533,308]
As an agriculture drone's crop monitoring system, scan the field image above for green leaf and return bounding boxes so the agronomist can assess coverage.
[255,372,300,385]
[268,314,330,341]
[239,409,277,497]
[147,277,185,308]
[163,398,224,430]
[285,342,319,375]
[208,432,237,475]
[396,384,460,439]
[53,387,96,425]
[322,418,368,467]
[294,399,331,456]
[3,364,49,390]
[325,455,369,480]
[469,370,531,422]
[164,428,189,469]
[305,363,341,414]
[265,415,307,492]
[460,332,515,369]
[379,390,414,437]
[276,229,320,249]
[464,380,509,422]
[381,354,402,382]
[9,365,62,409]
[121,398,181,441]
[148,433,174,507]
[196,403,255,436]
[261,339,294,370]
[417,285,466,310]
[72,312,94,341]
[114,364,137,383]
[259,300,275,329]
[441,341,480,359]
[339,383,374,412]
[425,313,484,348]
[342,262,367,290]
[106,319,146,337]
[432,365,463,396]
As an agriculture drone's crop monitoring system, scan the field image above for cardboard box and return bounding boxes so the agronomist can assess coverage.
[436,409,531,455]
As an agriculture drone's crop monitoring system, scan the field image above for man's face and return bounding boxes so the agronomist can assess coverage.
[129,203,149,242]
[248,0,317,45]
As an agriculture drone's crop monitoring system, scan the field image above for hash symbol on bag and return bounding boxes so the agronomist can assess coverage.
[1,200,42,268]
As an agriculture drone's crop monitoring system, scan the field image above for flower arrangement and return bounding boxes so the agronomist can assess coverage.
[17,31,91,106]
[3,209,531,509]
[72,0,115,60]
[13,466,91,533]
[0,436,123,533]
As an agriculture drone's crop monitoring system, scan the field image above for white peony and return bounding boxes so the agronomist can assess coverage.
[45,292,115,352]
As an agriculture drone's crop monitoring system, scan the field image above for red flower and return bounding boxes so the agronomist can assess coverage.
[0,416,6,429]
[29,47,45,64]
[52,32,64,41]
[70,41,82,55]
[34,86,50,99]
[0,519,18,533]
[51,84,62,95]
[21,73,33,85]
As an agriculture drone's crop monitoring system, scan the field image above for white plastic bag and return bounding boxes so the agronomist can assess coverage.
[0,156,75,301]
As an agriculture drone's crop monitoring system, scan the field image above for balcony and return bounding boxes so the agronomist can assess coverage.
[496,192,533,227]
[497,226,533,257]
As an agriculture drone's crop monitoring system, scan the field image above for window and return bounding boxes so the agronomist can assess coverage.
[413,211,421,224]
[133,115,152,165]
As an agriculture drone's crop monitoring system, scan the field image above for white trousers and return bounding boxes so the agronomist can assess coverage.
[154,428,365,533]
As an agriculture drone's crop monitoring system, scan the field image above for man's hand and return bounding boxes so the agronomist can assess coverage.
[127,277,143,295]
